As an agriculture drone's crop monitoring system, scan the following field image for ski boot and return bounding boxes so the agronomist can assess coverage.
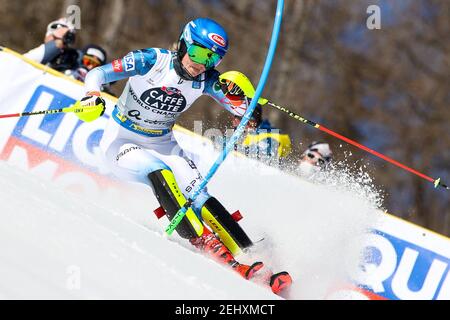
[190,228,264,280]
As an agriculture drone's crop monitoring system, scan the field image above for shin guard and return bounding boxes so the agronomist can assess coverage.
[201,197,253,256]
[148,169,204,239]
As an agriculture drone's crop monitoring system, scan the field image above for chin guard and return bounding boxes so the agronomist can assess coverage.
[219,71,268,105]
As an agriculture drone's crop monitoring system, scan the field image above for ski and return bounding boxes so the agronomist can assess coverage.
[249,268,293,296]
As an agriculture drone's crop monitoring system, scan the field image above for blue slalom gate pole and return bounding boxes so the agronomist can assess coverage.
[166,0,285,235]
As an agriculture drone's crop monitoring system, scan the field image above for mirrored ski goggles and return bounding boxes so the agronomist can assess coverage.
[49,22,70,31]
[305,152,327,166]
[187,43,222,69]
[82,55,102,68]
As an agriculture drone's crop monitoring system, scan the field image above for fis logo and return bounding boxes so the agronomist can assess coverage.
[124,52,135,72]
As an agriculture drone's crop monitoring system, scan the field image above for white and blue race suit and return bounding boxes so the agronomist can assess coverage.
[84,48,248,216]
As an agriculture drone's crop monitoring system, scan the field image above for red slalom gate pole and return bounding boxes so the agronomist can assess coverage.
[266,101,448,191]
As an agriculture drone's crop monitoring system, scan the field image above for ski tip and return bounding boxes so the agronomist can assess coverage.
[245,262,264,279]
[235,261,265,280]
[270,271,292,295]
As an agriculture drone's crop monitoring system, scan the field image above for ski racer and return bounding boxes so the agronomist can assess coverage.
[77,18,292,294]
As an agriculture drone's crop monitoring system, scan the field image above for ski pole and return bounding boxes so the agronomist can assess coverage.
[265,101,449,191]
[218,71,448,191]
[0,103,103,119]
[165,0,285,236]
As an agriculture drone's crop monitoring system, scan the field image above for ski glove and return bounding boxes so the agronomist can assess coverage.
[75,92,106,122]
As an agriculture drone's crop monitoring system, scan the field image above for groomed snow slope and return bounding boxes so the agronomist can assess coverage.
[0,141,382,299]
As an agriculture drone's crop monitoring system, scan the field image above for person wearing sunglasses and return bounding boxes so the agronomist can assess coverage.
[24,17,76,65]
[68,44,108,84]
[82,45,107,70]
[77,18,292,294]
[298,141,333,177]
[24,18,110,90]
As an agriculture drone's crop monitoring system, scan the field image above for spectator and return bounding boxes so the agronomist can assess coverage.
[69,44,107,82]
[24,17,76,66]
[298,141,333,177]
[24,19,111,92]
